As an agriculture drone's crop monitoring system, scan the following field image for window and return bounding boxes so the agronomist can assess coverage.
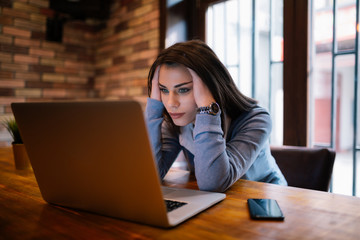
[206,0,284,145]
[310,0,359,196]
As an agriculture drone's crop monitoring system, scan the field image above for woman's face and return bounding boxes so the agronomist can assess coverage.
[158,65,197,126]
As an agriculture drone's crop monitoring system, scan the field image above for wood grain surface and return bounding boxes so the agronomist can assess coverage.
[0,147,359,239]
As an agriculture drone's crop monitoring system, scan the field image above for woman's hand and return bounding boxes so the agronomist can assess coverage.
[188,68,215,107]
[150,66,161,101]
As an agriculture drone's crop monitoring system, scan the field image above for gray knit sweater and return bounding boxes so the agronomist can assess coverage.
[145,98,287,192]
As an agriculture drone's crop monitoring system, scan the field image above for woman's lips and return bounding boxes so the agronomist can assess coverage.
[169,113,185,119]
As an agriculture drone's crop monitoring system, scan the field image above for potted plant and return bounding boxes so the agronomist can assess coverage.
[2,118,30,170]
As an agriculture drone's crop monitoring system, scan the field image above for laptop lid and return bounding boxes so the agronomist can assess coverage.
[11,100,225,228]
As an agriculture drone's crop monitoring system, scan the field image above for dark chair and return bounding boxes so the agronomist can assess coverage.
[271,145,336,191]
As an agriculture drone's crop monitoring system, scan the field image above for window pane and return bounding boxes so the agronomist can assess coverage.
[312,3,334,146]
[314,5,333,54]
[336,54,355,152]
[207,0,283,146]
[228,67,238,87]
[336,2,356,51]
[239,0,252,96]
[212,3,225,61]
[206,4,214,47]
[271,0,283,62]
[332,54,355,196]
[311,52,332,146]
[270,63,283,145]
[357,151,360,196]
[254,0,270,108]
[358,62,360,146]
[166,0,187,47]
[314,0,333,9]
[225,0,239,66]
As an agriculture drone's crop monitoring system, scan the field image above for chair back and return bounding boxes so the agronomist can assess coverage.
[271,145,336,191]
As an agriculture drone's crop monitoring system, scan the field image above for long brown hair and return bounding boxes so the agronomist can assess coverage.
[148,40,257,132]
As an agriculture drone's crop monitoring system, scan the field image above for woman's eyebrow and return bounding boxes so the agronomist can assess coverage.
[174,81,192,88]
[158,81,192,89]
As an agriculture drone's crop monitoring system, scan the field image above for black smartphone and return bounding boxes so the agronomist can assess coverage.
[247,198,284,220]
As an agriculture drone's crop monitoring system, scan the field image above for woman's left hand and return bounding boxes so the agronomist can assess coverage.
[187,68,215,107]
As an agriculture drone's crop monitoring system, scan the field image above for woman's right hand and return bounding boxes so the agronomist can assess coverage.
[150,66,161,101]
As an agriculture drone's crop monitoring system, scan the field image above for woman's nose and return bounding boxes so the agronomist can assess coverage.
[167,92,179,109]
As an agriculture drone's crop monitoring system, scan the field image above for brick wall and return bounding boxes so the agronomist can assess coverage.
[0,0,160,145]
[95,0,159,103]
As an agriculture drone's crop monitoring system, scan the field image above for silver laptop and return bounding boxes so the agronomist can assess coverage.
[11,100,225,228]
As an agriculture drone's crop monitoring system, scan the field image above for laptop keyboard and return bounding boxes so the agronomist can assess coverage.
[165,199,187,212]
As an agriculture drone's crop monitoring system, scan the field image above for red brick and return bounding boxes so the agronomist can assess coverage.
[29,13,46,24]
[29,48,55,57]
[115,22,128,33]
[43,89,67,98]
[133,41,149,52]
[1,63,29,71]
[66,76,88,84]
[64,89,88,98]
[14,38,41,47]
[42,73,65,82]
[56,52,78,61]
[55,67,78,74]
[29,64,54,73]
[0,44,29,54]
[29,0,49,8]
[0,88,15,96]
[121,35,142,46]
[113,56,126,65]
[31,31,46,40]
[14,19,46,32]
[143,8,159,22]
[15,72,40,81]
[40,58,64,66]
[2,7,31,19]
[142,29,158,41]
[3,26,31,38]
[26,81,53,88]
[0,35,13,44]
[149,19,159,30]
[15,88,42,98]
[14,54,39,64]
[65,44,87,54]
[42,42,65,51]
[0,71,14,79]
[0,52,12,63]
[0,79,25,88]
[13,2,40,14]
[134,3,152,17]
[64,60,85,69]
[133,59,149,69]
[0,97,25,105]
[0,16,13,25]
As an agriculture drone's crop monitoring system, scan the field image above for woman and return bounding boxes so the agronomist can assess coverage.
[145,40,287,192]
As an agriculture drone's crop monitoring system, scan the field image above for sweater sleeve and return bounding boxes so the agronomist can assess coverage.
[145,98,182,178]
[193,108,272,192]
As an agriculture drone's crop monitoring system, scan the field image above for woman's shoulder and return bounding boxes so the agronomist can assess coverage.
[234,105,270,123]
[227,106,272,137]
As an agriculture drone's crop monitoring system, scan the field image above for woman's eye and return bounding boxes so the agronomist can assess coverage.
[178,88,190,94]
[159,88,169,94]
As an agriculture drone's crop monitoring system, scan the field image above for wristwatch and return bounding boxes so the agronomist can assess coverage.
[197,102,220,115]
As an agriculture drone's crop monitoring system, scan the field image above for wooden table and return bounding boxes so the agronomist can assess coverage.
[1,147,359,239]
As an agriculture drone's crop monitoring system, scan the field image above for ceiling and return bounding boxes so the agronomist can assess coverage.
[49,0,113,20]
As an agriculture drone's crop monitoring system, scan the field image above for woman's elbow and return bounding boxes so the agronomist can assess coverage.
[197,179,229,192]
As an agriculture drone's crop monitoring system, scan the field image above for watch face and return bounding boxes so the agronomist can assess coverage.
[210,102,220,114]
